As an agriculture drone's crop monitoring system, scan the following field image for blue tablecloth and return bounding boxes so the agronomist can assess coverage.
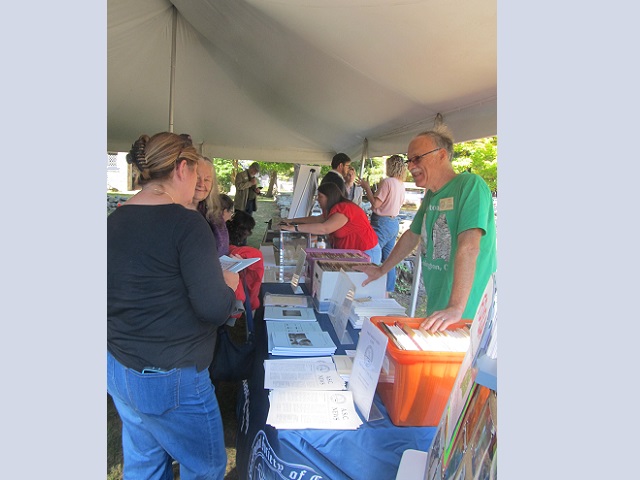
[235,283,436,480]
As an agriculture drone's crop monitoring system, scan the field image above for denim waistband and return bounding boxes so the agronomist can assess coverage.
[371,212,398,219]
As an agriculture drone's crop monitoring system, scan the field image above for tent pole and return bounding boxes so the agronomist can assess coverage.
[168,7,177,133]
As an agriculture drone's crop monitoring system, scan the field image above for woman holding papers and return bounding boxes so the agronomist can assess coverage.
[188,156,230,255]
[282,182,382,263]
[107,132,238,479]
[187,160,264,313]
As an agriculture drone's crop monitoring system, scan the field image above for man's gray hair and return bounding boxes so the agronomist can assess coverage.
[416,125,454,162]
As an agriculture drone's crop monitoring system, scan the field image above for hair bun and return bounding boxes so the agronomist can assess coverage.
[126,134,151,173]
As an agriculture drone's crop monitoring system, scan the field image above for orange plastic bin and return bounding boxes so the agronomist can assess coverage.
[372,317,468,427]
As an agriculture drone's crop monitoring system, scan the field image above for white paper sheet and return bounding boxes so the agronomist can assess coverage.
[266,389,363,430]
[263,357,346,390]
[348,318,388,421]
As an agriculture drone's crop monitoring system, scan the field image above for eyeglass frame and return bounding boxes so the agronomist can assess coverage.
[405,147,442,166]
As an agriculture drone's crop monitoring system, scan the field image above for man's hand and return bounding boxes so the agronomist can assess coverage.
[420,306,465,332]
[354,264,385,286]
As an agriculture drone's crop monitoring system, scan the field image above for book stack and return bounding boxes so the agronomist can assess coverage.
[348,298,406,329]
[266,321,337,357]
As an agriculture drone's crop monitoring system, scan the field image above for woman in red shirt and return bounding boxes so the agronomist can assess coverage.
[282,182,381,263]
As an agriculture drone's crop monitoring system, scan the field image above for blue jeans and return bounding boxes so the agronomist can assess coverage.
[370,214,400,292]
[364,243,382,265]
[107,351,227,480]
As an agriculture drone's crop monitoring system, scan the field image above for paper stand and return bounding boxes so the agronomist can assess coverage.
[326,271,357,345]
[289,249,306,294]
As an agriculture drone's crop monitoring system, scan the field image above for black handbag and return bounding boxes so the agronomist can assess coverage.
[209,281,257,382]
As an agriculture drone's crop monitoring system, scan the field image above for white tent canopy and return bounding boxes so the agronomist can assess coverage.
[108,0,496,164]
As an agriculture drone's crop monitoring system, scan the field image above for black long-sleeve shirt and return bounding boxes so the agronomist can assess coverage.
[107,204,236,372]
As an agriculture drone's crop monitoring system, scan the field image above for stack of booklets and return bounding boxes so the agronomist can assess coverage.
[263,293,313,308]
[263,293,317,322]
[379,322,471,352]
[264,305,317,322]
[348,298,406,329]
[266,321,337,356]
[263,357,346,390]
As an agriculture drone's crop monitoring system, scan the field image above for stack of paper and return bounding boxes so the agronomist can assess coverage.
[263,357,346,390]
[266,390,363,430]
[263,293,313,308]
[348,298,406,329]
[266,321,337,356]
[264,305,317,322]
[332,353,355,382]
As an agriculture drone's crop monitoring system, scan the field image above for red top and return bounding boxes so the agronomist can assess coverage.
[328,201,379,251]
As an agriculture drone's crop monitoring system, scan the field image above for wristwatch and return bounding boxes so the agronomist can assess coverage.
[294,224,299,232]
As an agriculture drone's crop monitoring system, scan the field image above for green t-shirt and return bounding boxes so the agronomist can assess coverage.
[409,172,497,318]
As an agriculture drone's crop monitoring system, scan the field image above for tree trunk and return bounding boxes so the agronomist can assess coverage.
[266,170,278,197]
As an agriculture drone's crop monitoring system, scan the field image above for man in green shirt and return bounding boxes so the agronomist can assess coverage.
[359,126,497,331]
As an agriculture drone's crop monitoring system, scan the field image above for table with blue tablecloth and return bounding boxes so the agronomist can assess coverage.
[235,282,436,480]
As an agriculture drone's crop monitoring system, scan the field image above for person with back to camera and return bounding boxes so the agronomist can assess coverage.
[234,161,261,215]
[357,126,497,332]
[107,132,239,479]
[281,182,382,263]
[226,209,265,314]
[357,154,407,294]
[320,152,351,196]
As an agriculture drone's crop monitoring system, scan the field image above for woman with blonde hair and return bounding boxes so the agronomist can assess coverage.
[188,156,230,255]
[357,154,407,293]
[107,132,238,479]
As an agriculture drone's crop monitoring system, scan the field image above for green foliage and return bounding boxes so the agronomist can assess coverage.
[359,157,386,185]
[394,262,413,295]
[255,162,296,177]
[212,158,236,193]
[452,136,497,194]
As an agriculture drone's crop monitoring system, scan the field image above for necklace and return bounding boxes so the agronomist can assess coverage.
[145,186,176,204]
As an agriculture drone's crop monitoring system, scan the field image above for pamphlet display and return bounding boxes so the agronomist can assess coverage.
[348,318,388,421]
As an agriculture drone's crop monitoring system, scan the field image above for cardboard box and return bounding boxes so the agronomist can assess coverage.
[372,317,467,427]
[312,260,386,312]
[303,248,370,288]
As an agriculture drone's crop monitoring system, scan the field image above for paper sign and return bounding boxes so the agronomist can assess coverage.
[348,317,388,421]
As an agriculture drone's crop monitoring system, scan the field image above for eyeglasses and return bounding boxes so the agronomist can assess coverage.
[405,147,441,166]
